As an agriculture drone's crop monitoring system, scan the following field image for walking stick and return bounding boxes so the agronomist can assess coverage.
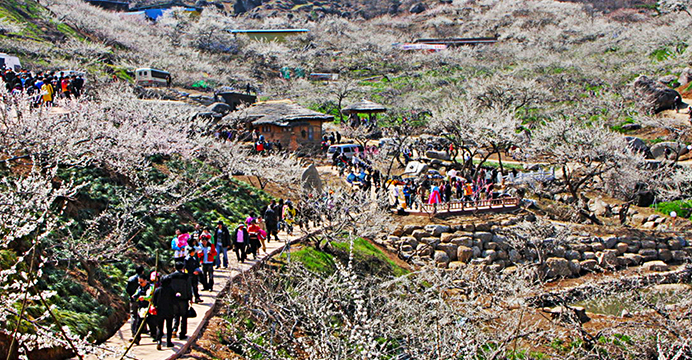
[119,250,159,360]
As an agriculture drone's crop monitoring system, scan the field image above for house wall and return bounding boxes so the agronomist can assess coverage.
[257,120,323,151]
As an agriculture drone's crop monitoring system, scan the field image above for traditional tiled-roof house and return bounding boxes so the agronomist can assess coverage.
[232,100,333,151]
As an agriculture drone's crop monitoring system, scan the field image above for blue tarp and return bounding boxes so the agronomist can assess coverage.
[125,8,197,21]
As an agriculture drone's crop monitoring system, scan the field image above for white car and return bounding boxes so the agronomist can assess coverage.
[328,144,365,159]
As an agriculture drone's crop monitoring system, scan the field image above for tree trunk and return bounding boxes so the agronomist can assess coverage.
[255,175,266,190]
[497,148,504,176]
[80,260,98,287]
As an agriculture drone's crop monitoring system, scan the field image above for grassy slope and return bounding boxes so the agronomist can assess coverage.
[0,0,80,42]
[281,237,409,278]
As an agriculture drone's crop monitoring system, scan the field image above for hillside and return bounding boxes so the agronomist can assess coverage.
[2,0,692,358]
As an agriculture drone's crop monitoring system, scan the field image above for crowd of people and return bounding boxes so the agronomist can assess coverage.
[124,199,305,350]
[212,128,284,154]
[1,68,84,106]
[390,167,511,211]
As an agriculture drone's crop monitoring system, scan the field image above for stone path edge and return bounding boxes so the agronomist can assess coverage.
[164,230,321,360]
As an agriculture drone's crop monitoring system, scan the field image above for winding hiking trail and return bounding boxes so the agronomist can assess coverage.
[94,229,310,360]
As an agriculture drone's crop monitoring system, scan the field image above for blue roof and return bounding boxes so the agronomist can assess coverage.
[125,7,197,20]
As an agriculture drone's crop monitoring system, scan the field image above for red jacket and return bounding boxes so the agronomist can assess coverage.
[197,244,217,264]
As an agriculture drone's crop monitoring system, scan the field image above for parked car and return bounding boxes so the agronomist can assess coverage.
[327,144,365,159]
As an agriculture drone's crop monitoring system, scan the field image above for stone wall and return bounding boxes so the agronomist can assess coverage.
[378,214,692,280]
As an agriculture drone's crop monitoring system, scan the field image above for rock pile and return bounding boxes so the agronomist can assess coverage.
[379,215,691,280]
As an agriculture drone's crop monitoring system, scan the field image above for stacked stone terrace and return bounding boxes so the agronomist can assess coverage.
[379,214,692,279]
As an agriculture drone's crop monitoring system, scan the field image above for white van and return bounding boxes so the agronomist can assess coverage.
[135,68,171,87]
[0,53,21,71]
[327,144,364,159]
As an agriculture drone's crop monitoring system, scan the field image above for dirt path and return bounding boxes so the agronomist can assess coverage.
[658,96,692,125]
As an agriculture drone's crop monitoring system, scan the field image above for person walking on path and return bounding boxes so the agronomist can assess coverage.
[169,262,192,340]
[126,265,146,341]
[282,201,297,236]
[153,276,175,350]
[171,229,188,264]
[247,219,266,258]
[250,218,268,254]
[264,201,280,242]
[197,236,217,292]
[213,222,231,269]
[184,247,204,303]
[233,223,249,263]
[131,275,155,345]
[245,212,256,226]
[190,223,203,247]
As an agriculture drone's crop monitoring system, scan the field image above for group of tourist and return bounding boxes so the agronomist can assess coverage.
[1,68,84,106]
[253,133,283,154]
[320,131,343,151]
[212,128,284,154]
[125,264,191,349]
[391,167,508,210]
[124,199,305,350]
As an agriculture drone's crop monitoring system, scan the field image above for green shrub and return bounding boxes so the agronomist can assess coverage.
[651,200,692,219]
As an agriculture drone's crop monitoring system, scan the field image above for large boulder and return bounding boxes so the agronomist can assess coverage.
[473,232,494,243]
[301,164,323,193]
[625,137,652,158]
[650,142,690,160]
[401,237,418,249]
[544,257,572,279]
[425,224,451,236]
[409,2,426,13]
[425,150,450,161]
[457,246,474,263]
[208,102,231,115]
[643,260,669,272]
[404,161,429,176]
[411,229,428,240]
[633,75,681,113]
[434,250,450,265]
[437,243,459,261]
[597,249,619,268]
[451,236,473,247]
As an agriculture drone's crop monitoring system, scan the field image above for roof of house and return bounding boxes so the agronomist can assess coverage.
[233,100,333,127]
[342,100,387,114]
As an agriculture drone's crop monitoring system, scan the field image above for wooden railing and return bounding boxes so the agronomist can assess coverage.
[418,197,520,214]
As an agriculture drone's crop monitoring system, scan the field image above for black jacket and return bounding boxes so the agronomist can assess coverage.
[215,225,231,248]
[153,282,175,318]
[233,227,249,246]
[264,206,277,225]
[126,274,140,301]
[167,271,192,301]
